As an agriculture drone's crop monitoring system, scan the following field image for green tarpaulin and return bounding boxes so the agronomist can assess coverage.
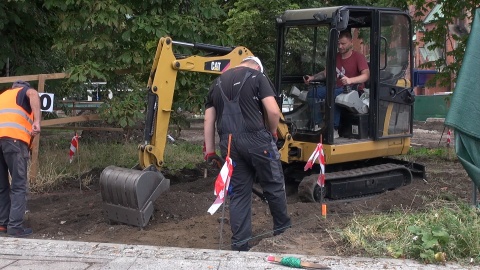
[445,8,480,191]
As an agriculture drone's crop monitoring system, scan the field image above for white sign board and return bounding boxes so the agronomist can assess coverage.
[39,93,54,112]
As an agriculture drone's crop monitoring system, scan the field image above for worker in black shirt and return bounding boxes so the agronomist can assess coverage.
[204,56,291,251]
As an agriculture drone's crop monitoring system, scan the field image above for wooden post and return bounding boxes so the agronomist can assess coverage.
[28,75,46,183]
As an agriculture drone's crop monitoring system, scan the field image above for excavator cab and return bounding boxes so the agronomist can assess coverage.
[274,6,425,201]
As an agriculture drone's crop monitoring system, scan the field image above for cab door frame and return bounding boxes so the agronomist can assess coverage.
[372,10,415,140]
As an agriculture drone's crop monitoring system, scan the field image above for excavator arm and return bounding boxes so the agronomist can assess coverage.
[100,37,255,228]
[139,37,254,170]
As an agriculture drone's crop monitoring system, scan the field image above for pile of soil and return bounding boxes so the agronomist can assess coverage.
[25,120,475,257]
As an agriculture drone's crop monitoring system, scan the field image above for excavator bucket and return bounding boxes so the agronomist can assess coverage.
[100,165,170,228]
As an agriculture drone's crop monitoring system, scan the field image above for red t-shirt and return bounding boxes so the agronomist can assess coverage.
[335,51,369,90]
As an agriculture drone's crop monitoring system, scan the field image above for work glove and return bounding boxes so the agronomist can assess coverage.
[205,152,224,169]
[272,132,278,143]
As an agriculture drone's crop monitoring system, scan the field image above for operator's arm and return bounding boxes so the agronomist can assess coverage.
[341,68,370,85]
[26,88,41,136]
[204,107,216,154]
[304,70,326,84]
[262,96,281,134]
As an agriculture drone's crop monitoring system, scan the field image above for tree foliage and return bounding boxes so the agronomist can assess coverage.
[40,0,231,109]
[225,0,300,75]
[410,0,479,89]
[4,0,474,118]
[98,80,145,129]
[226,0,345,76]
[0,0,63,78]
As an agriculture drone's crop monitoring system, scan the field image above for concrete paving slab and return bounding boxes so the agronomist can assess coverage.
[0,238,476,270]
[103,257,137,270]
[3,260,91,270]
[0,259,15,268]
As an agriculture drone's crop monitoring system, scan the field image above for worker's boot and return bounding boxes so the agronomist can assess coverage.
[7,227,33,238]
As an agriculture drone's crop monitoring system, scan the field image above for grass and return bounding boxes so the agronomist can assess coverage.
[342,201,480,265]
[31,137,203,192]
[163,141,204,170]
[407,146,456,160]
[341,146,478,265]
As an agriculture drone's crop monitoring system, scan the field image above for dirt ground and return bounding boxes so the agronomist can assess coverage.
[24,119,475,257]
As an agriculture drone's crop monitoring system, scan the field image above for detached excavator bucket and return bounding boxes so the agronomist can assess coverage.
[100,165,170,228]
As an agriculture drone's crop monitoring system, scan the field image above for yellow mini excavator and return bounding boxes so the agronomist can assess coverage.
[100,37,256,227]
[100,6,425,227]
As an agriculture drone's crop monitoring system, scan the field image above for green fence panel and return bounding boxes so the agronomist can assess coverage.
[414,94,451,121]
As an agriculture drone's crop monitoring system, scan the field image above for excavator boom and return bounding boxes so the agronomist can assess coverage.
[140,37,254,169]
[100,37,255,227]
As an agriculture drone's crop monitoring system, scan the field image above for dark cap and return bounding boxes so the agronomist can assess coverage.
[12,80,31,88]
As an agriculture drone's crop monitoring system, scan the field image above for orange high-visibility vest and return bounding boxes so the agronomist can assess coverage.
[0,87,34,144]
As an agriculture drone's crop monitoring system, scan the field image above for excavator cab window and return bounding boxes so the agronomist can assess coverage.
[376,12,414,138]
[279,25,329,134]
[277,14,373,143]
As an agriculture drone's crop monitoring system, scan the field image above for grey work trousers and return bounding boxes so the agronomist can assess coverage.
[220,130,291,251]
[0,138,29,230]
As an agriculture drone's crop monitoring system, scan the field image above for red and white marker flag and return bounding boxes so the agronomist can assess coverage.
[446,129,451,146]
[69,133,79,163]
[304,143,326,187]
[207,156,233,215]
[202,142,207,159]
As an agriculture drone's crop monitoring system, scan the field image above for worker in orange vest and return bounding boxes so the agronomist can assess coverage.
[0,80,41,237]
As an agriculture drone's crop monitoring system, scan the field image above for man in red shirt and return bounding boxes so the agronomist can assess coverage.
[304,29,370,138]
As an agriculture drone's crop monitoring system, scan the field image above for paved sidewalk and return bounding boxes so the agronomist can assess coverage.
[0,237,475,269]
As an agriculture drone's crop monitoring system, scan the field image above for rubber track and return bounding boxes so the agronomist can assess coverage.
[298,163,413,202]
[326,163,412,182]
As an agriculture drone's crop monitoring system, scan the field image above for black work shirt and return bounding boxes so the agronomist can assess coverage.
[16,87,32,113]
[205,67,276,133]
